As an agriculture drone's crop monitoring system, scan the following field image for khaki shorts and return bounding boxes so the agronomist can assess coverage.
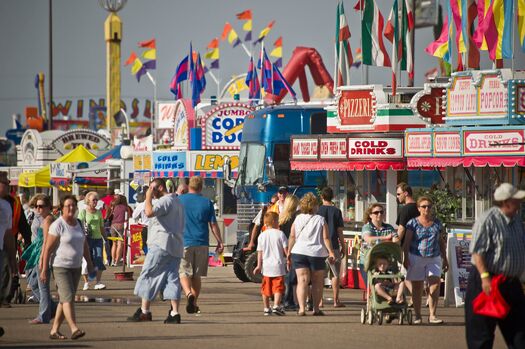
[53,267,81,303]
[179,246,209,277]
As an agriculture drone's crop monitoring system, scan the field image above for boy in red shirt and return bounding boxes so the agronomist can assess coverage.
[254,212,288,316]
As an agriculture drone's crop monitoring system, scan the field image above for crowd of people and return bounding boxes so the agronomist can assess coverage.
[0,175,524,348]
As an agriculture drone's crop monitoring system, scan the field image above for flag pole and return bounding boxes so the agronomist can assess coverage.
[359,2,368,84]
[511,0,516,73]
[146,71,157,143]
[241,42,252,58]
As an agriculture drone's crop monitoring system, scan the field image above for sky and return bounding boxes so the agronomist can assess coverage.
[0,0,524,138]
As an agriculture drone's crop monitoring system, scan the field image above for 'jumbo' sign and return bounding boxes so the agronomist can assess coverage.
[337,90,374,126]
[152,151,187,171]
[50,129,111,155]
[202,103,255,149]
[291,138,319,160]
[463,130,524,155]
[347,138,403,159]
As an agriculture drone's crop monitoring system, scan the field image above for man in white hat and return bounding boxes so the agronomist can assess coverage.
[465,183,525,349]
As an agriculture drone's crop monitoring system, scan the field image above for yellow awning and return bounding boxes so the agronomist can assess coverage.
[18,166,51,188]
[55,145,96,163]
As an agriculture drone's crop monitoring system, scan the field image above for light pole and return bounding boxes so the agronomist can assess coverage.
[99,0,127,142]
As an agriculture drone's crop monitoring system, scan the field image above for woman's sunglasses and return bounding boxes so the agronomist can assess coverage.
[419,205,432,209]
[371,210,384,215]
[35,205,47,209]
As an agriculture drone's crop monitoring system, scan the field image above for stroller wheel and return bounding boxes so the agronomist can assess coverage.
[407,310,413,325]
[398,311,404,325]
[367,310,374,325]
[360,308,366,324]
[377,311,383,325]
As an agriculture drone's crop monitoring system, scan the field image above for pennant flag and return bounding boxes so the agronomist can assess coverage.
[519,0,525,52]
[468,0,480,68]
[473,0,499,59]
[258,47,273,94]
[124,51,148,82]
[362,0,391,67]
[352,48,363,68]
[354,0,364,11]
[272,63,297,100]
[387,0,399,95]
[236,10,253,42]
[404,0,414,79]
[204,37,220,70]
[450,0,468,54]
[138,38,156,49]
[124,51,137,66]
[245,56,261,100]
[221,22,242,47]
[335,1,353,91]
[191,52,206,107]
[425,14,452,63]
[254,20,275,45]
[270,36,283,67]
[169,55,189,99]
[493,0,513,60]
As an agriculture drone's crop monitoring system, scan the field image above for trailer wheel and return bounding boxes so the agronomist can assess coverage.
[244,252,262,283]
[233,261,251,282]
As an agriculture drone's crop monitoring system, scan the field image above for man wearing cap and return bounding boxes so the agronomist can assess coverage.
[465,183,525,349]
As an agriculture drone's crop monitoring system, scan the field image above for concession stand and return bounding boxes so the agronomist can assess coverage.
[150,101,255,254]
[290,84,443,289]
[404,69,525,306]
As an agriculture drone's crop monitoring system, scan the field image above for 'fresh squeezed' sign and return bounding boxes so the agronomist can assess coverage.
[202,103,255,149]
[152,151,186,171]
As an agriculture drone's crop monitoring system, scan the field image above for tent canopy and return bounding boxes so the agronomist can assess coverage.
[55,145,96,163]
[95,145,122,162]
[19,166,51,188]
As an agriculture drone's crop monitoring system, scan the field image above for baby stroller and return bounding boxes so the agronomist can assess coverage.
[360,242,412,325]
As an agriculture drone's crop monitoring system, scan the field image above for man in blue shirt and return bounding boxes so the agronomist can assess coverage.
[178,176,224,314]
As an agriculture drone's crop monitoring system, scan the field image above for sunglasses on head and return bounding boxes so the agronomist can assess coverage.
[371,210,384,215]
[419,205,432,209]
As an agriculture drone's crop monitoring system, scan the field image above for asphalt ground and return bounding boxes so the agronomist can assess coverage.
[0,265,506,349]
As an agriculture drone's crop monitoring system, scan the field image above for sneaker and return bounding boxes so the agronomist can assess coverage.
[413,317,422,325]
[82,282,89,291]
[27,295,39,304]
[164,313,181,324]
[306,300,313,312]
[127,307,152,322]
[94,283,106,290]
[263,308,272,316]
[186,293,197,314]
[284,303,298,311]
[272,306,285,316]
[429,317,444,324]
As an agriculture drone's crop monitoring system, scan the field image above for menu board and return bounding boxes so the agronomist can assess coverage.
[445,229,473,307]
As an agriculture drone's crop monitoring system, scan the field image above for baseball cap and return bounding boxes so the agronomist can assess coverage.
[114,189,123,195]
[493,183,525,201]
[278,186,288,194]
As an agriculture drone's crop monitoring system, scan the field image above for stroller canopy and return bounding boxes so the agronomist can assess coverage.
[363,242,403,273]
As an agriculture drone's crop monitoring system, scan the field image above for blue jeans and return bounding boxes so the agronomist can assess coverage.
[88,238,106,271]
[36,266,56,323]
[26,266,40,301]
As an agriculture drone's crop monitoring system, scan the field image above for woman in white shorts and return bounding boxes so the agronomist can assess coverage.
[403,196,449,325]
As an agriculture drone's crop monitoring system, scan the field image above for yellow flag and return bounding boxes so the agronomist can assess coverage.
[142,48,156,60]
[131,59,143,75]
[243,19,252,31]
[205,48,219,60]
[270,47,282,58]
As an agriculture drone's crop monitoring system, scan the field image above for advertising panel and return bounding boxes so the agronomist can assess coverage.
[152,151,187,171]
[50,129,111,155]
[188,151,239,172]
[478,74,507,115]
[129,224,145,267]
[319,138,347,160]
[463,130,524,155]
[447,76,478,117]
[202,103,254,150]
[434,132,461,155]
[405,132,432,156]
[291,138,319,160]
[347,138,403,159]
[337,89,374,126]
[445,229,472,307]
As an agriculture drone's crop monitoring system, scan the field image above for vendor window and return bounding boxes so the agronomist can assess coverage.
[364,170,386,208]
[333,171,356,222]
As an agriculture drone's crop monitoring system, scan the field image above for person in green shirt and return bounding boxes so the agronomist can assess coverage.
[78,192,106,290]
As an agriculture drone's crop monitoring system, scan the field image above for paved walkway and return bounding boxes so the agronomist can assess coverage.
[0,265,505,349]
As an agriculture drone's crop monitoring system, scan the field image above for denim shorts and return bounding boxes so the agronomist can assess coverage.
[88,238,106,271]
[134,246,182,301]
[291,253,326,271]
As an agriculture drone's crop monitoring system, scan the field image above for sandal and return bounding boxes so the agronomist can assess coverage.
[49,332,67,340]
[186,293,197,314]
[333,303,346,308]
[312,310,325,316]
[71,329,86,340]
[297,311,306,316]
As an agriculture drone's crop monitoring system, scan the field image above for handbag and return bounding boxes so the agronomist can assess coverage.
[472,274,510,319]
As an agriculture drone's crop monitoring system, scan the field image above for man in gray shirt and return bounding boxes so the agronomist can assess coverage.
[465,183,525,349]
[127,178,185,324]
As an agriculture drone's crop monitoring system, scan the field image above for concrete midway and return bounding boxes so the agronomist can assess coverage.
[0,265,505,349]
